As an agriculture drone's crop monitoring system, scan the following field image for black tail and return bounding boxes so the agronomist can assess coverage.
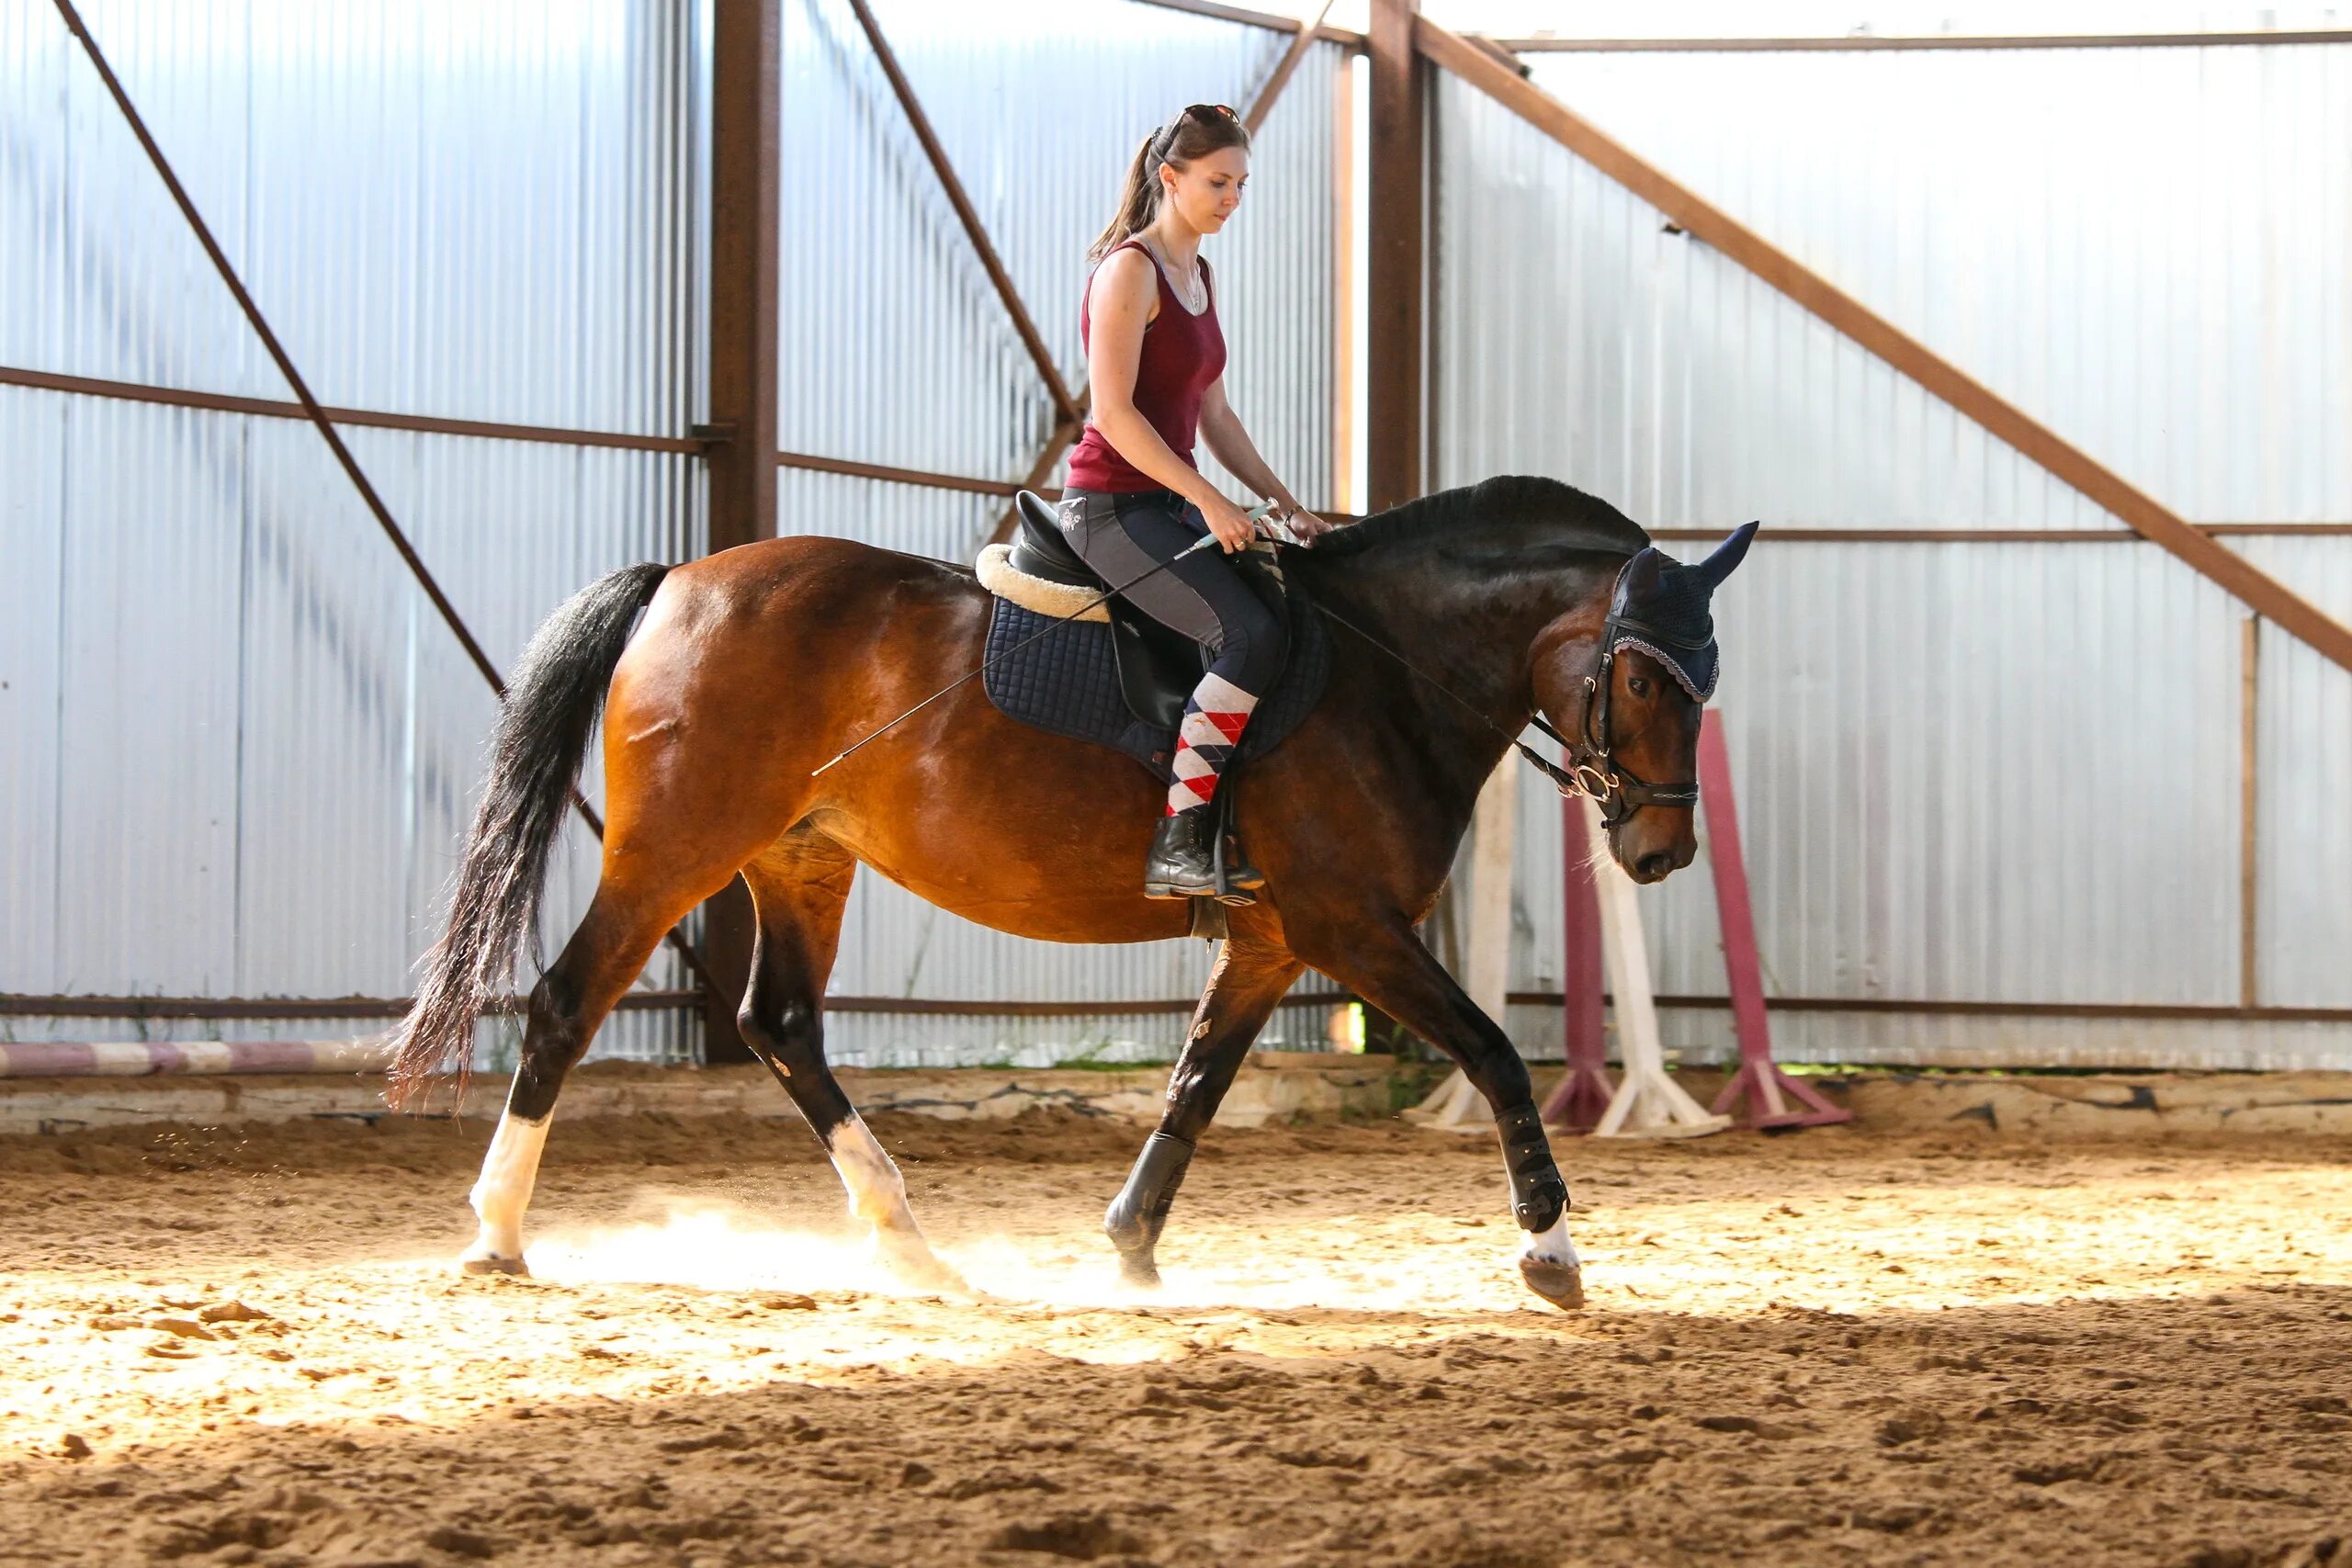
[385,562,672,1111]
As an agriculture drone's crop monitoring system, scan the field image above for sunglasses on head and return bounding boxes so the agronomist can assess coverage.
[1159,104,1238,144]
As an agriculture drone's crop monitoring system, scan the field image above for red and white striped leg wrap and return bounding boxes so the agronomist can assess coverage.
[1165,672,1259,817]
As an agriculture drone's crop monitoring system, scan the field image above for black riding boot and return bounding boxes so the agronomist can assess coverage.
[1145,808,1256,904]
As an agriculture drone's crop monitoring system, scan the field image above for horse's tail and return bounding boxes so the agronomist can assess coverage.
[384,562,672,1111]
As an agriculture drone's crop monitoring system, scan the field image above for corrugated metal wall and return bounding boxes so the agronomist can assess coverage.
[2,0,1349,1069]
[1436,40,2352,1069]
[0,0,706,1061]
[773,0,1349,1064]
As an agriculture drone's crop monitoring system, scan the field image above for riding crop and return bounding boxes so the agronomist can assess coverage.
[810,500,1277,776]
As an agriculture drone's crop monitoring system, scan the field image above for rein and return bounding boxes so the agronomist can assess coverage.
[1306,567,1701,825]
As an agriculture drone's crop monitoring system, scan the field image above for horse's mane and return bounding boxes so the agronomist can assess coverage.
[1306,474,1650,560]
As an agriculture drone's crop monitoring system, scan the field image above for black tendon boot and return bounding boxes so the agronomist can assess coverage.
[1144,807,1252,903]
[1103,1131,1195,1286]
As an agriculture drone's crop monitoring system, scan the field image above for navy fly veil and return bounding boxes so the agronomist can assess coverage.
[1604,523,1758,703]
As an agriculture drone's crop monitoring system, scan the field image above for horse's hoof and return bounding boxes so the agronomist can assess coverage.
[460,1251,528,1278]
[878,1241,971,1297]
[1115,1253,1162,1292]
[1518,1255,1585,1311]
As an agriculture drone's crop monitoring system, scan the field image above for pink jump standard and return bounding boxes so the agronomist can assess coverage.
[1699,710,1851,1131]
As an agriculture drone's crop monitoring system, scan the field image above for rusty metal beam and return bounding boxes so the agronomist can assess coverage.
[1504,992,2352,1026]
[1366,0,1426,511]
[22,988,2347,1027]
[1125,0,1364,49]
[0,366,1081,502]
[2,992,701,1021]
[1242,1,1334,133]
[847,0,1080,431]
[0,366,705,453]
[1417,17,2352,675]
[782,447,1055,500]
[1498,29,2352,52]
[701,0,786,1062]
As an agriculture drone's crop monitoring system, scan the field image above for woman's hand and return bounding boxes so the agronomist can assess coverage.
[1262,500,1335,547]
[1200,493,1256,554]
[1277,507,1336,545]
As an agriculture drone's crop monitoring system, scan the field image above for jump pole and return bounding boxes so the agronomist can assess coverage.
[1699,710,1851,1129]
[1586,793,1731,1139]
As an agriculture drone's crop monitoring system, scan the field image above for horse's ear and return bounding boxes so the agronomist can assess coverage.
[1620,546,1668,598]
[1690,522,1758,591]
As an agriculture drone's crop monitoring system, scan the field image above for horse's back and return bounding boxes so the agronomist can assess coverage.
[659,532,980,617]
[615,533,986,752]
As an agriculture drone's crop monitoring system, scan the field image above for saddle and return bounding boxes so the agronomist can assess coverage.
[976,492,1329,784]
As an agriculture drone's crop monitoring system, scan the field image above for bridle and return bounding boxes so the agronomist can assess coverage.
[1548,601,1703,825]
[1309,558,1705,827]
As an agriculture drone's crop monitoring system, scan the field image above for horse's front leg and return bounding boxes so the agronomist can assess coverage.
[1290,914,1582,1310]
[1105,940,1306,1286]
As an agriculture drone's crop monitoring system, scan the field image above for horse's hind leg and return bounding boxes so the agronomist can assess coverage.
[1106,940,1306,1287]
[738,834,962,1292]
[462,883,690,1275]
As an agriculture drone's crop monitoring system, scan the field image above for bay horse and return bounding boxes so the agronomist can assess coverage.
[385,475,1757,1311]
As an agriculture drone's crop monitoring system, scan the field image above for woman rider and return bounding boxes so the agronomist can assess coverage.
[1064,102,1333,903]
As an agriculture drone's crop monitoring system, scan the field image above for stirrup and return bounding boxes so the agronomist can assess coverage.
[1209,795,1258,908]
[1145,807,1253,905]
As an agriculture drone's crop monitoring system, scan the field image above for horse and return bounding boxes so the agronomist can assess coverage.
[384,474,1758,1311]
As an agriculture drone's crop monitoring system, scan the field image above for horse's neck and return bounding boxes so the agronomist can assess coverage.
[1306,554,1596,813]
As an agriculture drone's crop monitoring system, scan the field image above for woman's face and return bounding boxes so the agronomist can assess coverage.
[1159,145,1249,236]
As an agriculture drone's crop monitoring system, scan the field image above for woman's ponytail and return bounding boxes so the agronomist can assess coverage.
[1089,108,1251,264]
[1087,133,1163,264]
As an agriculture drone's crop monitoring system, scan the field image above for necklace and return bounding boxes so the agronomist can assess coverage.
[1142,235,1204,313]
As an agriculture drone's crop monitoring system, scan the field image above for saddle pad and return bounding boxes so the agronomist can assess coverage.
[981,590,1331,783]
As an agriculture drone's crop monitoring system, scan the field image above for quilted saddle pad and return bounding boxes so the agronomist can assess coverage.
[980,589,1331,784]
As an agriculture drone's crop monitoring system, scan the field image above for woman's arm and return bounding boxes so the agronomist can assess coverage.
[1199,378,1334,541]
[1197,378,1295,510]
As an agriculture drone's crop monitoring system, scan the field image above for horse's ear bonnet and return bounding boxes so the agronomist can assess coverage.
[1604,522,1758,702]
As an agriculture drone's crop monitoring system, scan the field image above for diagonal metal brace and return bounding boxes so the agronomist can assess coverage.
[48,0,716,996]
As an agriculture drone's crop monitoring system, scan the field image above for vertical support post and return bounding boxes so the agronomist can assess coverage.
[1540,789,1611,1132]
[2241,615,2261,1010]
[701,0,783,1064]
[1699,710,1849,1130]
[1365,0,1424,512]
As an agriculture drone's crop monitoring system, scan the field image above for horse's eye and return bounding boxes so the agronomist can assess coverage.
[1627,674,1652,699]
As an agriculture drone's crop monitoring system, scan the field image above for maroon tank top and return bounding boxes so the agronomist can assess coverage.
[1068,239,1226,493]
